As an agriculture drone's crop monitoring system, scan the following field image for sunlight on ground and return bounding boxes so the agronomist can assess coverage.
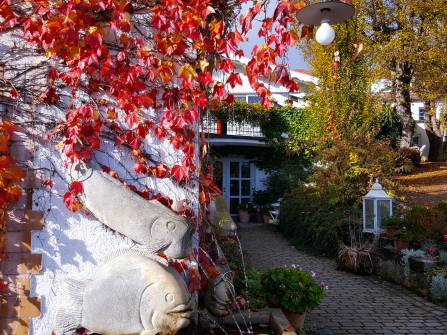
[397,163,447,206]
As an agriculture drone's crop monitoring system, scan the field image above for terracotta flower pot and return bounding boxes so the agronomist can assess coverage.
[239,210,250,223]
[394,240,409,252]
[386,227,395,239]
[263,214,270,224]
[282,309,306,330]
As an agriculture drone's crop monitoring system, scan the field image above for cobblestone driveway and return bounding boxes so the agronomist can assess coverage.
[238,223,447,335]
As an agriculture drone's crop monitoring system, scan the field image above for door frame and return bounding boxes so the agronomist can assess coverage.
[218,158,256,214]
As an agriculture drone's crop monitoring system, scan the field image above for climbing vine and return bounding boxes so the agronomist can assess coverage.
[0,120,25,260]
[0,0,310,292]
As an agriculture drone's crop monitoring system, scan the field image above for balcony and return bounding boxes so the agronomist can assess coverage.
[202,113,266,147]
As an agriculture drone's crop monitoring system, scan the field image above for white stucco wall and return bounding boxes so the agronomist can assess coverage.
[30,132,198,334]
[411,102,426,121]
[413,122,431,159]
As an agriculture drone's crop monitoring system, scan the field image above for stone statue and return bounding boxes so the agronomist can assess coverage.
[71,163,193,259]
[204,240,236,317]
[55,251,193,335]
[208,196,237,237]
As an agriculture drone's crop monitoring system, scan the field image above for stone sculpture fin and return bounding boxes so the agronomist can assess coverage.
[54,278,86,335]
[101,248,169,266]
[140,331,160,335]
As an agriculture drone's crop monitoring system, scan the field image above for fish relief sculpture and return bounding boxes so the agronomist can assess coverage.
[204,240,236,317]
[55,251,193,335]
[208,196,237,237]
[71,163,193,259]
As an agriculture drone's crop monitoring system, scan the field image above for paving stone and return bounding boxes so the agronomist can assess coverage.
[238,223,447,335]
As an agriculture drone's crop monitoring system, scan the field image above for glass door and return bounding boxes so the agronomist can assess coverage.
[229,160,252,214]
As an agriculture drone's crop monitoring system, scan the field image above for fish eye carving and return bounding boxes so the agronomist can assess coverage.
[167,221,176,231]
[165,293,175,303]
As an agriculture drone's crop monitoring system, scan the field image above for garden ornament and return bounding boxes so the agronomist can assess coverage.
[208,195,237,237]
[204,241,236,316]
[55,251,193,335]
[71,162,193,259]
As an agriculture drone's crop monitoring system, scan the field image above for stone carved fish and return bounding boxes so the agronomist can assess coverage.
[208,196,237,237]
[55,251,193,335]
[204,241,236,317]
[72,163,193,259]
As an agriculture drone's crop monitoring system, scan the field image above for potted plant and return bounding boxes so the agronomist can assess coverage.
[238,203,250,223]
[393,228,410,252]
[336,242,375,274]
[253,190,273,224]
[261,267,324,330]
[261,207,271,224]
[382,217,405,239]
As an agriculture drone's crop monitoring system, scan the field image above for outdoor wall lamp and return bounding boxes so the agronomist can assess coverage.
[296,0,355,46]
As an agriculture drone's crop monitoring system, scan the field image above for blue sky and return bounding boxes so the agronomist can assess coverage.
[239,1,310,70]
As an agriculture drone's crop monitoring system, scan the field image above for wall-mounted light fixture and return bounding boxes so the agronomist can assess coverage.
[296,1,355,46]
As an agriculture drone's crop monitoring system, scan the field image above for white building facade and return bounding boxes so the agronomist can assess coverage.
[206,57,316,214]
[411,101,446,161]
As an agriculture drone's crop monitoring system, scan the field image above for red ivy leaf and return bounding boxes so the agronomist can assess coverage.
[134,163,147,174]
[10,89,18,99]
[171,164,188,182]
[43,179,54,189]
[226,73,242,88]
[63,192,81,212]
[69,181,83,195]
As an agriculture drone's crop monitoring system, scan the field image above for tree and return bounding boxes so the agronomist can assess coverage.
[359,0,447,148]
[299,6,382,144]
[410,3,447,161]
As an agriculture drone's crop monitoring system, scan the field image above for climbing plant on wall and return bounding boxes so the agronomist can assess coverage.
[0,0,309,292]
[0,120,24,259]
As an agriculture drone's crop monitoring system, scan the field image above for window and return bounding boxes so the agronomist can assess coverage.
[364,199,375,231]
[419,107,425,121]
[234,95,247,102]
[247,95,262,104]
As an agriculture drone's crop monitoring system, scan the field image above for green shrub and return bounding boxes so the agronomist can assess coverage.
[279,187,352,256]
[382,217,405,229]
[403,204,447,243]
[311,134,396,207]
[261,267,324,314]
[244,269,267,309]
[394,147,421,172]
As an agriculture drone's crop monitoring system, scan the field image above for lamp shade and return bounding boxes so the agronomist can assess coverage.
[296,0,355,26]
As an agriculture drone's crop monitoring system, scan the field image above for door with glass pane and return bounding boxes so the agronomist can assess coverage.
[214,159,254,214]
[228,160,253,214]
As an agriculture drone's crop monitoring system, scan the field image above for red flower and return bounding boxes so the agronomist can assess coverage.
[426,246,439,256]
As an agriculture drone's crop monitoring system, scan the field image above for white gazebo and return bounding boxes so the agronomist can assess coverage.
[363,179,393,234]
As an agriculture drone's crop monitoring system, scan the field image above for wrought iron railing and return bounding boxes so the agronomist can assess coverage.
[202,113,264,137]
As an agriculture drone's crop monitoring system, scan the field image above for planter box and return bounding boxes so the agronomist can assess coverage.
[375,251,432,298]
[409,256,440,273]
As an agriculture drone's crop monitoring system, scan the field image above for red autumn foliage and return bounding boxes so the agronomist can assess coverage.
[0,0,305,291]
[0,121,25,260]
